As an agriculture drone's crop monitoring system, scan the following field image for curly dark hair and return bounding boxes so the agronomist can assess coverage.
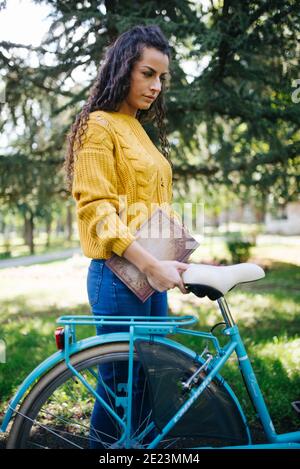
[64,24,173,192]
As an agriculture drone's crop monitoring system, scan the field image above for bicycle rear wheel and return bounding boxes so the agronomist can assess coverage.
[7,340,250,449]
[7,342,158,449]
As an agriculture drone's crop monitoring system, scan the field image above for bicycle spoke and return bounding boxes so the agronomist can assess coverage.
[13,409,84,448]
[38,406,119,446]
[23,406,118,449]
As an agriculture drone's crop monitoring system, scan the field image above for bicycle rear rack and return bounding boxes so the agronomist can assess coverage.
[56,314,198,341]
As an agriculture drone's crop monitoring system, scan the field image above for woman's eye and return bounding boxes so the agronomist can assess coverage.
[143,72,166,82]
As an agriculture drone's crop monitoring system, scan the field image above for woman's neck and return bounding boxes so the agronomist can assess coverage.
[117,102,137,118]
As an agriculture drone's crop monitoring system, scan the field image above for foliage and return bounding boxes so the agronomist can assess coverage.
[225,231,255,263]
[0,0,299,210]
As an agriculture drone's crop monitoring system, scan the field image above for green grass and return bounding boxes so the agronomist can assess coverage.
[0,242,299,440]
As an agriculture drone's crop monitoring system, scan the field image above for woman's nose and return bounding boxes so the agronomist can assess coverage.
[150,77,162,93]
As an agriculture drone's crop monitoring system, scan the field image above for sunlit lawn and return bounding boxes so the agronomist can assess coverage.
[0,238,299,443]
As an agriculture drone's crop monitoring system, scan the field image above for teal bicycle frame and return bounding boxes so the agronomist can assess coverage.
[1,298,300,449]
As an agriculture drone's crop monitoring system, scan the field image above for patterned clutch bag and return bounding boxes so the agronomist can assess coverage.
[105,207,200,302]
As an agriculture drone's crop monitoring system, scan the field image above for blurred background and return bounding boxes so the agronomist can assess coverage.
[0,0,299,444]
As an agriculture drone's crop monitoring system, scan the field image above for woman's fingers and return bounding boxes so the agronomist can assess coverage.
[147,275,166,292]
[177,283,188,294]
[146,261,190,294]
[177,268,189,294]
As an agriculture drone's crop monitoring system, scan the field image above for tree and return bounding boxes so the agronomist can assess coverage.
[0,0,299,230]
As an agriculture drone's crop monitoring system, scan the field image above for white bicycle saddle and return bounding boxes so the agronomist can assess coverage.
[182,263,265,300]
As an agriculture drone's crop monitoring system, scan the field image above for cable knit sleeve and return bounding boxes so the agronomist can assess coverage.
[72,120,136,257]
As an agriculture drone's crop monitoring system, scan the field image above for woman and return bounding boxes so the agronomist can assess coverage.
[64,24,189,448]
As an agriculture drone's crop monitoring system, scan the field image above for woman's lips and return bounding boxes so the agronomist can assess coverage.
[144,96,155,101]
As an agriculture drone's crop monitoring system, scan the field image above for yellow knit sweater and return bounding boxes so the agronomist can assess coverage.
[72,110,180,259]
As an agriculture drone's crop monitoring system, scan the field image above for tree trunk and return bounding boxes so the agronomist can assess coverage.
[254,207,265,223]
[23,215,30,246]
[46,218,52,248]
[28,211,35,255]
[23,211,35,254]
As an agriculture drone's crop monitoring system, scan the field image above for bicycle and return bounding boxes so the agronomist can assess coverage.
[1,262,300,449]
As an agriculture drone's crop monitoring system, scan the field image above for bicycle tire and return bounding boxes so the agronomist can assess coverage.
[6,341,249,449]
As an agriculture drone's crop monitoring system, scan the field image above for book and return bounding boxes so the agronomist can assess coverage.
[105,207,200,302]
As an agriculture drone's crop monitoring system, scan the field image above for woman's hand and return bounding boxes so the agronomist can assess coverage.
[122,241,190,294]
[143,260,190,294]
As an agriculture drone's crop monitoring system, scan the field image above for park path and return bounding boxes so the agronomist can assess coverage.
[0,247,82,269]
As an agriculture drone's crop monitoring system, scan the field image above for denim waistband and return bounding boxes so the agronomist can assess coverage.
[89,258,106,272]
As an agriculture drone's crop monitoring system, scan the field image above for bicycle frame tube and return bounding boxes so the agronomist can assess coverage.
[125,325,135,448]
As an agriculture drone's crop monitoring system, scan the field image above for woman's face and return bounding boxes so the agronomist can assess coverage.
[119,46,170,116]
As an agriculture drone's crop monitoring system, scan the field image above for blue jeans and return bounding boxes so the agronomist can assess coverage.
[86,258,168,448]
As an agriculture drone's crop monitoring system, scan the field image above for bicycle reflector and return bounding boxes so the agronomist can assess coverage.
[55,327,65,350]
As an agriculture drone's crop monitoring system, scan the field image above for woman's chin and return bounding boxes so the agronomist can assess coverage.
[140,101,153,110]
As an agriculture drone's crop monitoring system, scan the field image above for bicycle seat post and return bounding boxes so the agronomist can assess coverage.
[216,297,235,328]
